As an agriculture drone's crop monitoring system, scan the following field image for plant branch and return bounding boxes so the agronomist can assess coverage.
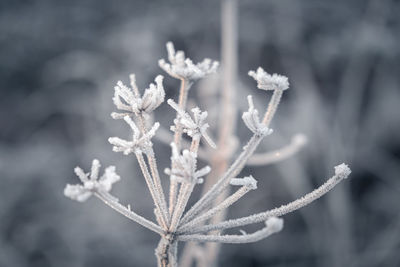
[94,191,163,235]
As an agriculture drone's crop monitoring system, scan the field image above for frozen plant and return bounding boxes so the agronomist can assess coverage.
[64,42,351,267]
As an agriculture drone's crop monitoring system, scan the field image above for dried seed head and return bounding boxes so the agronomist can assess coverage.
[64,159,121,202]
[159,42,219,81]
[248,67,289,91]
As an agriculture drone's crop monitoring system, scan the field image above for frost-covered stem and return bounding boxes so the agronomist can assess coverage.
[170,182,196,232]
[262,89,283,126]
[136,114,170,226]
[170,136,201,231]
[146,149,170,226]
[136,152,168,229]
[178,219,282,243]
[155,237,178,267]
[173,78,191,149]
[181,134,263,224]
[94,191,163,235]
[190,137,200,153]
[179,186,251,231]
[181,169,349,235]
[247,134,307,166]
[169,78,192,215]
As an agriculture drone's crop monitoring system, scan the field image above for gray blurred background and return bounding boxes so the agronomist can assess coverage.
[1,0,400,266]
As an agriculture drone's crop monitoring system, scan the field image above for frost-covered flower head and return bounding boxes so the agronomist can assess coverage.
[168,99,216,148]
[248,67,289,91]
[242,95,273,136]
[108,116,159,155]
[159,42,219,81]
[112,75,165,119]
[165,143,211,184]
[64,159,120,202]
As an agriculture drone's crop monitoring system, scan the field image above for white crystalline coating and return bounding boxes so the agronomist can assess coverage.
[90,159,101,181]
[98,166,121,192]
[64,184,92,202]
[64,159,121,202]
[248,67,289,91]
[168,99,216,148]
[108,117,160,155]
[112,75,165,119]
[159,42,219,81]
[242,95,272,136]
[334,163,351,179]
[230,175,258,190]
[165,143,211,184]
[265,217,284,233]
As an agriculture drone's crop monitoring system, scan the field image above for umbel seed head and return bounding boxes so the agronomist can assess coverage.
[248,67,289,91]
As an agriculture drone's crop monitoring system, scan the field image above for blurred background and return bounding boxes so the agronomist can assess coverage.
[1,0,399,266]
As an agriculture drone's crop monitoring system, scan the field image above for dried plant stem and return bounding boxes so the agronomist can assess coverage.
[170,137,201,231]
[262,89,283,125]
[155,237,178,267]
[182,171,347,235]
[146,149,170,225]
[178,223,278,243]
[170,182,196,232]
[181,134,263,224]
[190,138,200,153]
[94,191,163,235]
[136,152,169,229]
[136,114,170,226]
[169,78,192,215]
[179,185,251,231]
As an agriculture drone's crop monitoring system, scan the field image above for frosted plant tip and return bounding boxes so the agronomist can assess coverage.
[265,217,284,233]
[334,163,351,179]
[230,176,258,190]
[248,67,289,91]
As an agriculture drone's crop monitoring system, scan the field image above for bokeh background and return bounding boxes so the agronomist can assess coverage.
[1,0,400,266]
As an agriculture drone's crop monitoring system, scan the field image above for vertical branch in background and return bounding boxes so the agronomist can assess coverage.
[196,0,238,266]
[203,0,238,266]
